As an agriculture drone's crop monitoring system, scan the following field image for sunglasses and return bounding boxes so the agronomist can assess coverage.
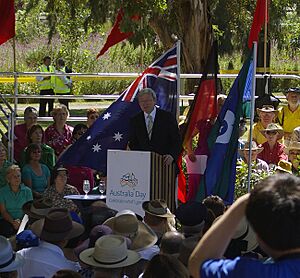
[266,131,278,135]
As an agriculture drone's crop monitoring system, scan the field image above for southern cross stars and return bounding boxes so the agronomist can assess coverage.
[92,143,101,152]
[113,132,123,142]
[102,112,111,120]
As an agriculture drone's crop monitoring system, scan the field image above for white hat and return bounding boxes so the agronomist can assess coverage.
[79,235,141,268]
[0,236,24,273]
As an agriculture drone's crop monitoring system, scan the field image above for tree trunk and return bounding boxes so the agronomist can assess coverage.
[149,0,213,92]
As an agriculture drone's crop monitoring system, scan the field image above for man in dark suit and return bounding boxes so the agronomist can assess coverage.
[128,88,181,166]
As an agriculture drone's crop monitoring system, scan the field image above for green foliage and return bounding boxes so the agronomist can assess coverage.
[235,159,274,199]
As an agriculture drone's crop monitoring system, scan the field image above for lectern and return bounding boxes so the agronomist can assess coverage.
[106,150,176,216]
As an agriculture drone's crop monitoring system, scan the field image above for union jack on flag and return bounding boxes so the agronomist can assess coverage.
[57,45,178,173]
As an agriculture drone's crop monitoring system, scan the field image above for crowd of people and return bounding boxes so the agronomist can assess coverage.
[1,86,300,277]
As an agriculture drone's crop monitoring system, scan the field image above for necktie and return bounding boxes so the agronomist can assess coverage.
[147,114,153,139]
[47,66,50,71]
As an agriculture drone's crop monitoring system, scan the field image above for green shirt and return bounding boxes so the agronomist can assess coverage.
[0,160,13,189]
[20,144,56,171]
[0,184,33,219]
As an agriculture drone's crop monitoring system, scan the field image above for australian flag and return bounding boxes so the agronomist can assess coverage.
[57,45,178,173]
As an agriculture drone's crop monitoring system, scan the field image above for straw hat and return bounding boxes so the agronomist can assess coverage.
[256,105,278,116]
[79,235,141,268]
[285,141,300,152]
[22,198,53,220]
[260,123,284,139]
[276,160,292,174]
[238,141,263,157]
[31,208,84,242]
[103,210,157,251]
[0,236,24,273]
[142,199,175,218]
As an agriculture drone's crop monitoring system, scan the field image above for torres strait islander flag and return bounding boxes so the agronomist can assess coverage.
[196,52,253,204]
[57,45,178,173]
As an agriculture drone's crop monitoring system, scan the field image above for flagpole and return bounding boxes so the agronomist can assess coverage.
[247,42,258,193]
[176,40,181,119]
[263,0,267,74]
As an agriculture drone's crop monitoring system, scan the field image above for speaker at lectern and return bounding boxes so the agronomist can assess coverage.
[106,150,176,216]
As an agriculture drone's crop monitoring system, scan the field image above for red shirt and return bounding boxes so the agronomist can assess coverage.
[45,124,73,156]
[14,123,29,162]
[257,141,288,165]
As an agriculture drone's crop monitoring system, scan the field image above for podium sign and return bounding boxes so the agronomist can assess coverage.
[107,150,151,216]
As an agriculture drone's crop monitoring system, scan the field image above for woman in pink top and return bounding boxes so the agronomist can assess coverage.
[45,104,73,157]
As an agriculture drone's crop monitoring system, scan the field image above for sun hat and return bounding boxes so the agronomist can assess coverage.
[256,105,278,115]
[175,201,208,227]
[22,198,53,220]
[30,208,84,242]
[260,123,284,139]
[79,235,141,268]
[285,141,300,154]
[103,210,157,251]
[74,225,112,257]
[276,160,292,174]
[0,236,25,273]
[284,87,300,95]
[142,199,175,218]
[238,141,263,157]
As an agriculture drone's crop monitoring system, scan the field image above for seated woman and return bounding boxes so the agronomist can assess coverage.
[43,167,79,212]
[257,123,287,166]
[0,142,12,189]
[45,104,73,157]
[238,141,269,172]
[62,124,94,194]
[19,124,56,170]
[12,107,38,163]
[0,165,33,237]
[86,108,99,128]
[22,143,50,198]
[285,141,300,175]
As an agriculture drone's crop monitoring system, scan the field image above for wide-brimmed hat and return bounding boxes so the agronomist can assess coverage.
[142,199,174,218]
[238,141,263,157]
[285,141,300,154]
[276,160,292,174]
[256,105,278,115]
[260,123,284,139]
[284,87,300,95]
[103,210,157,251]
[0,236,25,273]
[79,235,141,268]
[30,208,84,242]
[23,198,53,220]
[74,225,112,257]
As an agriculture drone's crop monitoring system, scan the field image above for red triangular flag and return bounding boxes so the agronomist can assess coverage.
[0,0,15,45]
[97,10,133,58]
[248,0,269,49]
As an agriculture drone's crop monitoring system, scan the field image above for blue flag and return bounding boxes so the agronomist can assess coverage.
[196,52,253,204]
[57,45,178,173]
